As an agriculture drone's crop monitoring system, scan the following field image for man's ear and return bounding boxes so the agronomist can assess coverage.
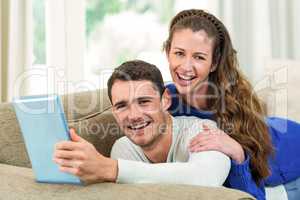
[111,107,117,119]
[110,103,118,120]
[161,88,172,111]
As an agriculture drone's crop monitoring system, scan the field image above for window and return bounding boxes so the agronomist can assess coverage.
[84,0,217,87]
[85,0,175,88]
[3,0,297,100]
[28,0,47,95]
[30,0,220,94]
[32,0,46,65]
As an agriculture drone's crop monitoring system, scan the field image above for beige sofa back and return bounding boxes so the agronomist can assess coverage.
[0,88,123,167]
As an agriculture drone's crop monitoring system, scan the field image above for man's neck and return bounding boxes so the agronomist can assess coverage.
[142,114,173,163]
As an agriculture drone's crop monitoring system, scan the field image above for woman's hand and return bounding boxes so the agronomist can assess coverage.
[189,124,245,164]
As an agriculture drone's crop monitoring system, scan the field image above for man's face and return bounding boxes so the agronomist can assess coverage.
[111,80,170,148]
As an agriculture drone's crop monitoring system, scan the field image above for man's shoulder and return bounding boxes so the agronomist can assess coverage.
[112,136,132,149]
[114,136,130,143]
[172,116,217,143]
[110,136,134,159]
[110,136,147,161]
[173,116,216,129]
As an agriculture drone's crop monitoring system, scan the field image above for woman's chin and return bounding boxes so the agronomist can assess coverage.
[174,82,194,96]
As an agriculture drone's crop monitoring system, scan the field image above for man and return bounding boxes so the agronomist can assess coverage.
[53,60,230,185]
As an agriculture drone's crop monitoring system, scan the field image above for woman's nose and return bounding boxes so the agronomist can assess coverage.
[181,57,194,71]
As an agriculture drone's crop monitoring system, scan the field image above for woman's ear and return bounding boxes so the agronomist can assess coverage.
[161,88,172,111]
[210,65,217,72]
[165,52,170,63]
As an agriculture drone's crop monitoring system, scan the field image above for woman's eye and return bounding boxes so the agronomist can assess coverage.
[194,55,205,60]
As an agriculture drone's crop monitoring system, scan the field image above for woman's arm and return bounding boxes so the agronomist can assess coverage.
[225,155,266,200]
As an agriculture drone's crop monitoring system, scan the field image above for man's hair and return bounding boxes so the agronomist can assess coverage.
[107,60,165,102]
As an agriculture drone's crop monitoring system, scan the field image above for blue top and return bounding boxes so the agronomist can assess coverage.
[166,83,300,200]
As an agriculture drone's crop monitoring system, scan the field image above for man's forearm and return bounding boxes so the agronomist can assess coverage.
[116,151,230,186]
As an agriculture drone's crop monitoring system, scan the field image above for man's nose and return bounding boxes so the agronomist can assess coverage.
[127,104,143,121]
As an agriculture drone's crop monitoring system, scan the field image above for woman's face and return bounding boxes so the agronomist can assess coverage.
[167,28,215,96]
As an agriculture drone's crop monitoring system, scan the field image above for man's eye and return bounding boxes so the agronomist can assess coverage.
[174,51,184,57]
[139,100,150,105]
[115,104,126,110]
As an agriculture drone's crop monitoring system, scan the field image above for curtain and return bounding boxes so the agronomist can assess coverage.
[172,0,300,83]
[217,0,300,83]
[45,0,85,88]
[0,0,32,103]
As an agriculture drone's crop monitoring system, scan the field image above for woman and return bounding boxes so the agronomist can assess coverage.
[164,9,300,200]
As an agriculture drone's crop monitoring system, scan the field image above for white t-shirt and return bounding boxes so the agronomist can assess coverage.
[110,116,231,186]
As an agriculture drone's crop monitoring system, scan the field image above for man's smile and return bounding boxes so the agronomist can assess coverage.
[127,121,152,130]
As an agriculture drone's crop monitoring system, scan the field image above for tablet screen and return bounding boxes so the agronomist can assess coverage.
[13,95,81,184]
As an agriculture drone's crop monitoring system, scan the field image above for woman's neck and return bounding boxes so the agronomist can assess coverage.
[182,83,209,110]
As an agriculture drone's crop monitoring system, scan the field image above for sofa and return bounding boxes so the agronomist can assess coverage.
[3,58,299,200]
[0,87,255,200]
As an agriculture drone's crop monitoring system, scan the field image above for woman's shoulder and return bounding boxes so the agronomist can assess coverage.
[165,82,177,93]
[266,117,300,134]
[266,116,300,147]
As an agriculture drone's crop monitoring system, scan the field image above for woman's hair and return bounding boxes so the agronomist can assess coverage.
[164,9,273,184]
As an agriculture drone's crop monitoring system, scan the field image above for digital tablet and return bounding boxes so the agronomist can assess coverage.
[13,94,82,184]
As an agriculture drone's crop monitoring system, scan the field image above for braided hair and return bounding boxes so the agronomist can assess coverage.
[169,9,224,42]
[164,9,273,185]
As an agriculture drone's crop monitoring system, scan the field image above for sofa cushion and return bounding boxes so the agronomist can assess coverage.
[61,88,112,121]
[256,59,300,121]
[0,164,254,200]
[0,103,30,167]
[69,109,123,157]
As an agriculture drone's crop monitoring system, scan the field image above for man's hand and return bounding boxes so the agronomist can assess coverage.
[53,128,118,184]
